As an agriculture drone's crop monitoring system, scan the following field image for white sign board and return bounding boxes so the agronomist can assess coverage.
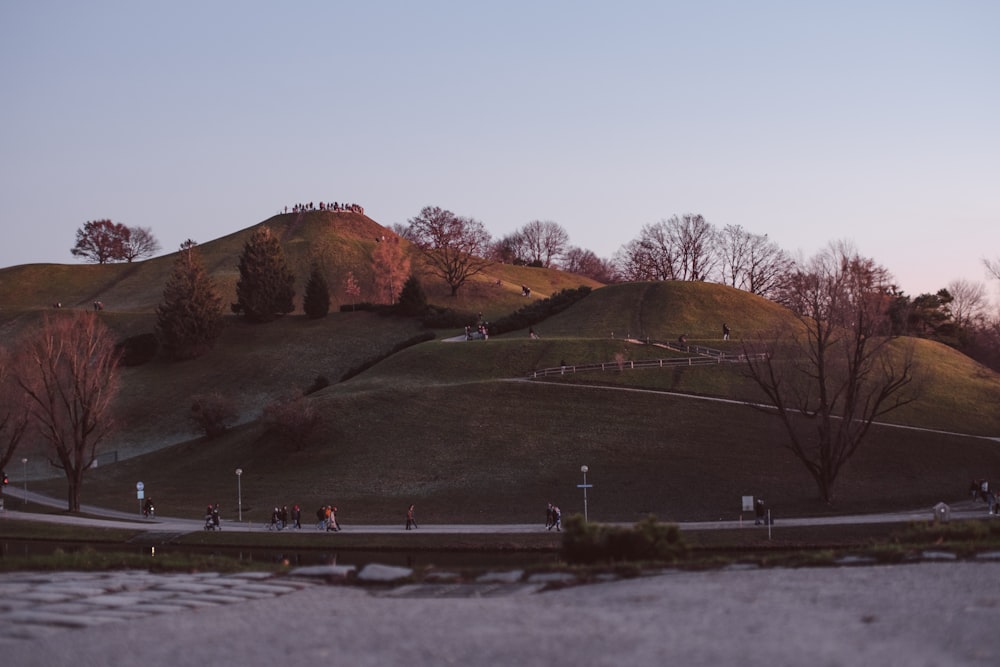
[742,495,754,512]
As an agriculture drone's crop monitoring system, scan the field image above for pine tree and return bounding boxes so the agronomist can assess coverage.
[235,227,295,323]
[156,241,224,360]
[303,263,330,319]
[397,274,428,316]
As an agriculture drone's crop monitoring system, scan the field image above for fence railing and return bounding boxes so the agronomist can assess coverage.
[527,338,761,379]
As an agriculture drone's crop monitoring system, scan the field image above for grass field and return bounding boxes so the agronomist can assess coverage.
[3,217,999,531]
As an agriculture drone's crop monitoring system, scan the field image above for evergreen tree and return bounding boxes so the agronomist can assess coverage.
[397,274,428,316]
[303,263,330,319]
[156,240,224,360]
[235,227,295,323]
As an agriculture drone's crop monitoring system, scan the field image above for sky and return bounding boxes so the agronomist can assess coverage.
[1,1,998,301]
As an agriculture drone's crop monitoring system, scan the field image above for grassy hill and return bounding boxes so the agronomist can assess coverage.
[0,210,600,329]
[5,220,1000,525]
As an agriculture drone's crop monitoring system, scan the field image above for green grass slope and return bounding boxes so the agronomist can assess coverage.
[23,280,1000,526]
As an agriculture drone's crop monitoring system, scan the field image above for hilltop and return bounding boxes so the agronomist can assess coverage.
[4,214,999,525]
[0,209,601,327]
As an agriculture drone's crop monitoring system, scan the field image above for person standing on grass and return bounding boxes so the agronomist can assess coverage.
[406,504,418,530]
[755,498,766,525]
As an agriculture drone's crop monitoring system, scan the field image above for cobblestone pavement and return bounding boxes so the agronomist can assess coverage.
[0,562,998,667]
[0,570,316,643]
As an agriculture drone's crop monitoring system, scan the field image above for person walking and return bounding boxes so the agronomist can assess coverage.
[548,505,562,531]
[291,504,301,529]
[406,504,418,530]
[754,498,766,525]
[545,503,554,530]
[326,506,341,532]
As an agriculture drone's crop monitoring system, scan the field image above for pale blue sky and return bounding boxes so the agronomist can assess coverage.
[2,1,997,299]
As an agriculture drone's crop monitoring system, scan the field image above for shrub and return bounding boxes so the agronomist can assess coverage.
[261,391,320,451]
[339,331,436,382]
[116,333,159,366]
[561,514,688,564]
[421,305,477,329]
[305,375,330,395]
[190,392,239,437]
[491,286,592,335]
[303,264,331,319]
[396,274,429,316]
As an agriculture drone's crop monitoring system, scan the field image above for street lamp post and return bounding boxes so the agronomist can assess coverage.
[21,458,27,506]
[235,468,243,522]
[578,465,592,522]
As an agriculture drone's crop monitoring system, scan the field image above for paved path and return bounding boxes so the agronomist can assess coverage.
[4,488,995,534]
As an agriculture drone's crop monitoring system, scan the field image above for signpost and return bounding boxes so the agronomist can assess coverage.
[235,468,243,522]
[577,465,593,522]
[136,481,144,516]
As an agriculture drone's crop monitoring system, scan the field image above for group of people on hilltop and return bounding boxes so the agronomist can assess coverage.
[283,201,364,214]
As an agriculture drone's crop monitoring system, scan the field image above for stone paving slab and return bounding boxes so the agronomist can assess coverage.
[0,570,318,643]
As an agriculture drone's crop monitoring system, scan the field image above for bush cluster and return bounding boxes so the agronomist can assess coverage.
[116,333,159,366]
[190,392,239,438]
[420,305,478,329]
[561,514,689,564]
[339,331,437,382]
[261,391,320,451]
[491,286,592,335]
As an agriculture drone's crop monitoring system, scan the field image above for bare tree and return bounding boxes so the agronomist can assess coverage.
[405,206,492,296]
[613,223,679,281]
[518,220,570,268]
[563,246,615,283]
[947,279,988,330]
[371,234,410,304]
[666,214,717,281]
[343,271,361,309]
[717,224,753,288]
[985,257,1000,281]
[15,312,121,512]
[744,234,793,299]
[717,224,791,297]
[492,232,527,264]
[614,214,718,283]
[0,346,31,476]
[120,226,161,262]
[742,241,917,503]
